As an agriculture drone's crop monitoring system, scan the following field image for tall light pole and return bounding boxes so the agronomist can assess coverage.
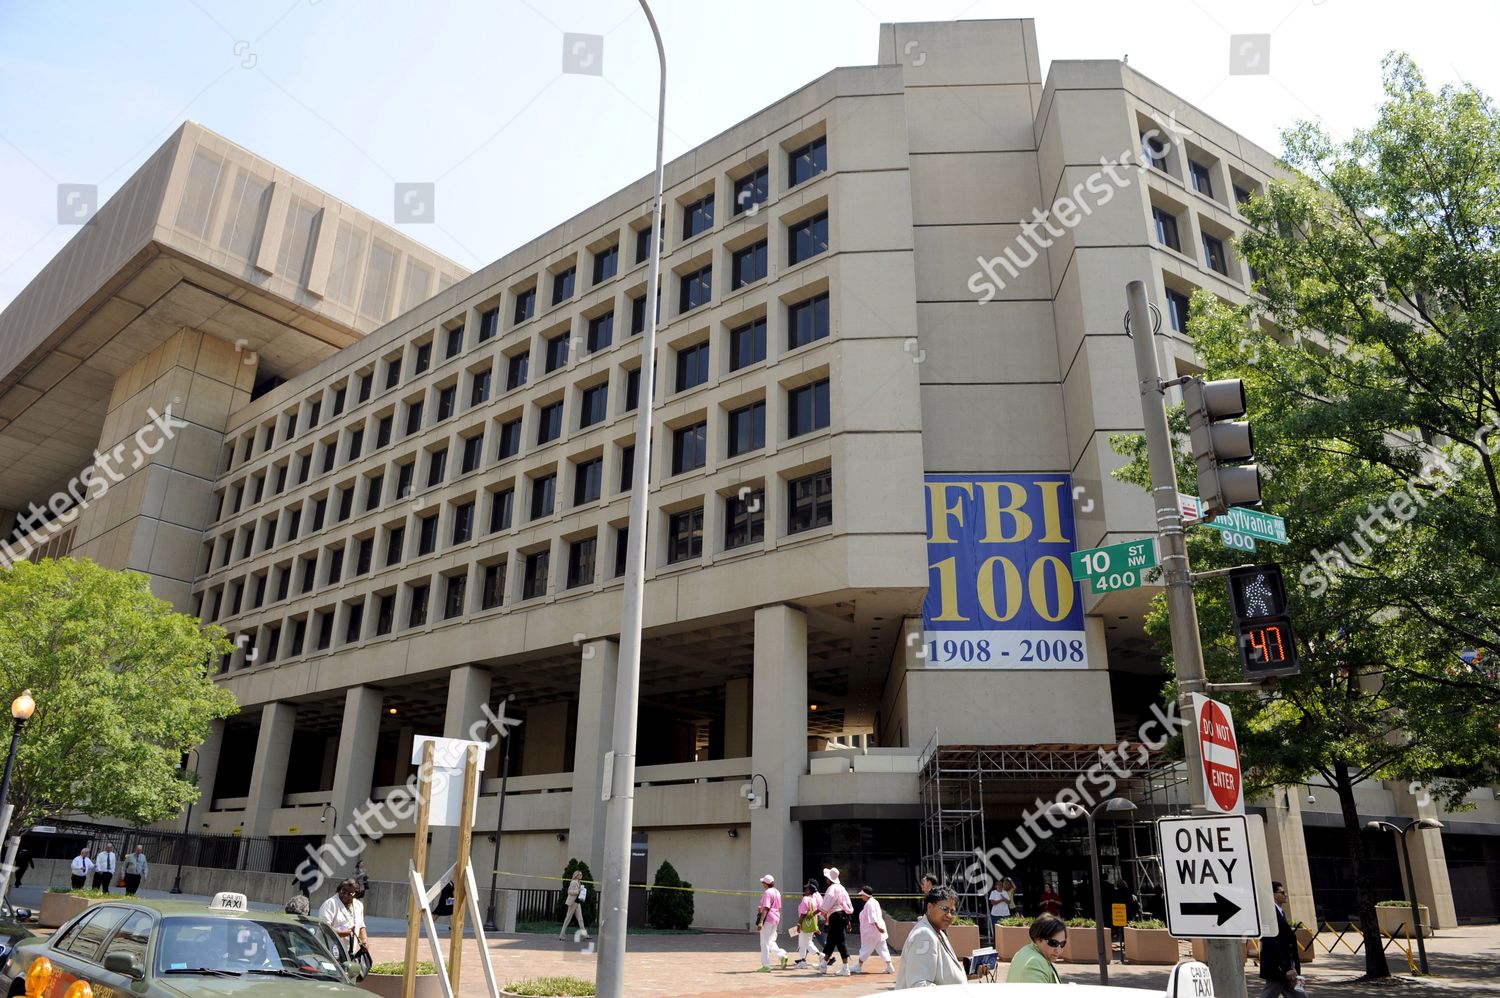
[596,4,666,997]
[170,748,201,894]
[485,694,515,932]
[1045,797,1137,985]
[1367,818,1442,975]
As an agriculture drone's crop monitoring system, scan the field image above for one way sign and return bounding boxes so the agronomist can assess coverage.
[1159,814,1263,939]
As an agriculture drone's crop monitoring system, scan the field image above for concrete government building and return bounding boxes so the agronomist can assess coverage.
[2,19,1496,929]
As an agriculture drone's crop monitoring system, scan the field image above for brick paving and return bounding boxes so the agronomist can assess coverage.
[365,922,1500,997]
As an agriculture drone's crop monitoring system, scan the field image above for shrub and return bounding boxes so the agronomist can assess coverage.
[46,888,113,899]
[368,961,437,976]
[1064,917,1096,928]
[1376,899,1418,907]
[1127,918,1166,930]
[504,978,597,996]
[646,861,694,930]
[1000,915,1033,927]
[556,858,599,925]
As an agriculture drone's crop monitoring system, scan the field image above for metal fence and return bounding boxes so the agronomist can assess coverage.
[23,821,281,874]
[513,887,564,922]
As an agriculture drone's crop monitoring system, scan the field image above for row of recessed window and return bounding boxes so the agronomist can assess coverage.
[1151,204,1231,276]
[222,136,831,477]
[1138,126,1261,209]
[206,368,831,576]
[214,464,833,667]
[213,291,833,525]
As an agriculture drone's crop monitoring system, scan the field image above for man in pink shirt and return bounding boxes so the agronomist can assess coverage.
[817,866,855,976]
[755,874,788,970]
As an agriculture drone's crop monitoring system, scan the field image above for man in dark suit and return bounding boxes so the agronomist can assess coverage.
[1259,881,1304,996]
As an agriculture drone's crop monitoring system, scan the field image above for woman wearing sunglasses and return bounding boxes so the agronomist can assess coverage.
[1007,913,1067,983]
[892,885,966,987]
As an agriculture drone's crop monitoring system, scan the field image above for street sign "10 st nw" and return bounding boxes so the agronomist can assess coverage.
[1069,538,1158,594]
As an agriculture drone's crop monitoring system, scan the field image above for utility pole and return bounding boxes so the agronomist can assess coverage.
[1127,279,1246,998]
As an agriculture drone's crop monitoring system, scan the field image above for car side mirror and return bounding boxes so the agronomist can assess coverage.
[104,952,145,980]
[344,960,363,980]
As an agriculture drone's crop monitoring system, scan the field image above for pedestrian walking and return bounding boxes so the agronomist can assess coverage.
[755,874,788,970]
[816,866,854,976]
[70,847,93,889]
[792,881,822,968]
[559,870,590,940]
[93,841,117,892]
[123,845,148,895]
[852,886,894,975]
[318,878,370,979]
[894,885,966,988]
[1258,882,1306,997]
[295,865,316,899]
[353,859,370,899]
[12,847,31,888]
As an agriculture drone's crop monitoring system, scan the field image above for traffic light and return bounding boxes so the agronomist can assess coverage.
[1225,563,1299,678]
[1183,377,1260,518]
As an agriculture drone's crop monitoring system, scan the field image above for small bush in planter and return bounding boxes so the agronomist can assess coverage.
[368,961,438,976]
[1376,899,1416,907]
[645,861,693,930]
[1065,917,1096,928]
[47,888,113,899]
[999,915,1033,927]
[1127,918,1166,929]
[504,977,596,996]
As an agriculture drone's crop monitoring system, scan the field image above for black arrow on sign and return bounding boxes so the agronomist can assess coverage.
[1179,893,1242,925]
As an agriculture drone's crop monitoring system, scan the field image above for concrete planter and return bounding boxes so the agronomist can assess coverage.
[885,918,913,953]
[1377,904,1432,938]
[948,924,980,960]
[40,892,101,929]
[1191,938,1250,963]
[996,925,1031,961]
[1123,927,1178,964]
[1063,927,1097,966]
[357,973,445,998]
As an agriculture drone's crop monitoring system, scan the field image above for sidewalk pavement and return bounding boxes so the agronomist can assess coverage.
[10,883,1497,997]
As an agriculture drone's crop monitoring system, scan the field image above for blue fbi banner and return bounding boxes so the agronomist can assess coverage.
[921,474,1089,669]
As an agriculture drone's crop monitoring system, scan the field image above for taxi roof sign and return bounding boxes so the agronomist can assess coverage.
[1168,960,1214,997]
[208,891,249,911]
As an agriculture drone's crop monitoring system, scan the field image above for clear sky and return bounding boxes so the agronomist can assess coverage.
[1,0,1492,310]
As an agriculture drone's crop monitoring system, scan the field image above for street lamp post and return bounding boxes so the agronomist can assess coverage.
[170,748,201,894]
[0,691,35,828]
[1044,797,1137,986]
[597,3,666,997]
[1367,818,1442,975]
[485,694,515,932]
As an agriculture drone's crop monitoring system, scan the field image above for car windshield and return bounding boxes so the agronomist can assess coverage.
[155,915,347,981]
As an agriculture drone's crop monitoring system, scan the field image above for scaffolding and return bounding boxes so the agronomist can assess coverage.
[917,735,1189,921]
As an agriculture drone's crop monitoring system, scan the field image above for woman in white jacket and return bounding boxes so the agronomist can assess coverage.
[894,885,967,988]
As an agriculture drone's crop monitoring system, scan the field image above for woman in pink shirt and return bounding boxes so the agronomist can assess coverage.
[817,867,855,976]
[756,874,788,970]
[793,880,823,967]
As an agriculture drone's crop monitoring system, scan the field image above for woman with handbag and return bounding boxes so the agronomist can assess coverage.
[560,870,590,940]
[318,878,371,979]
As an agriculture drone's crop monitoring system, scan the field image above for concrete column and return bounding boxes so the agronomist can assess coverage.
[1260,788,1316,928]
[394,726,415,787]
[521,702,571,775]
[328,686,384,847]
[724,677,750,759]
[1388,779,1458,928]
[750,604,807,889]
[429,667,493,881]
[243,702,297,841]
[568,639,618,873]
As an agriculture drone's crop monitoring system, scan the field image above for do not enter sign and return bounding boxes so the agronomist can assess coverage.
[1192,693,1243,814]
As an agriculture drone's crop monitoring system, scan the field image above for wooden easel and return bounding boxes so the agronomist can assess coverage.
[403,742,500,998]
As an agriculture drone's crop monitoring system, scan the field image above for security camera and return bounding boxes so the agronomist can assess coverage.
[320,815,327,823]
[746,790,758,805]
[1306,793,1317,805]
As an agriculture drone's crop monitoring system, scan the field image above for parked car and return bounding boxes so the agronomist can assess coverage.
[0,892,366,996]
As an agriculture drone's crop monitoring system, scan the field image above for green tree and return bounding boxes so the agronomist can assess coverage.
[646,860,694,930]
[556,857,599,926]
[1115,53,1500,980]
[0,558,237,830]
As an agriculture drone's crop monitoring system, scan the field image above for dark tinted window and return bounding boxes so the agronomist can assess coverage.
[788,212,829,265]
[727,401,766,457]
[682,194,714,240]
[788,379,831,437]
[787,293,830,349]
[733,167,768,215]
[788,137,827,187]
[732,240,768,289]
